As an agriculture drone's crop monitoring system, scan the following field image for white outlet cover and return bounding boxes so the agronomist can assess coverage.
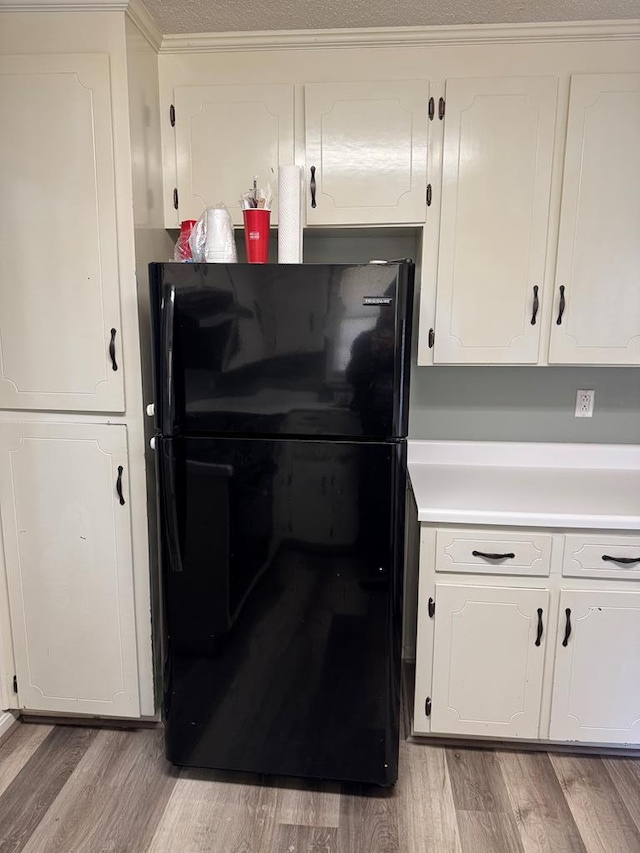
[575,389,595,418]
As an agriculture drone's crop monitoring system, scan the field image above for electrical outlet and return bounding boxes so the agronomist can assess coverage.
[575,389,595,418]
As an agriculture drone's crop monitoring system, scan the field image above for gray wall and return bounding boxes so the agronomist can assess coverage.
[409,366,640,444]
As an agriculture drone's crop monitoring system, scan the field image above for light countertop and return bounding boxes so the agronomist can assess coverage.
[407,441,640,530]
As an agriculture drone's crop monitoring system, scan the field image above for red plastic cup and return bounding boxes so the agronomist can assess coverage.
[243,209,270,263]
[178,219,197,261]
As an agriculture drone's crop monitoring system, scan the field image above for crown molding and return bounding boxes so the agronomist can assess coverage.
[0,0,127,9]
[126,0,161,51]
[159,18,640,53]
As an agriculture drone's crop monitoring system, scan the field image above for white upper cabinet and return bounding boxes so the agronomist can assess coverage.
[549,74,640,365]
[174,84,294,226]
[0,422,140,717]
[430,583,549,739]
[304,81,429,225]
[0,54,124,412]
[432,77,557,364]
[550,590,640,744]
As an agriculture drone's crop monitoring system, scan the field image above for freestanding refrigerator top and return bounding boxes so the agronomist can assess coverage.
[149,262,413,440]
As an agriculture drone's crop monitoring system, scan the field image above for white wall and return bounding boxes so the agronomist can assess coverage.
[126,16,175,701]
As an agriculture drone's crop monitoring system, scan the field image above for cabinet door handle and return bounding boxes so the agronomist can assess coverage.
[116,465,125,506]
[531,285,539,325]
[310,166,317,208]
[535,607,544,646]
[602,555,640,565]
[109,328,118,371]
[562,608,572,647]
[472,550,515,560]
[556,285,566,325]
[428,597,435,618]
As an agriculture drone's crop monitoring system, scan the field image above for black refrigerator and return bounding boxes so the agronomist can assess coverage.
[149,261,413,786]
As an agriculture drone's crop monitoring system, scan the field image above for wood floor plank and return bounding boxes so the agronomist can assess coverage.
[396,739,461,852]
[550,753,640,853]
[445,747,512,813]
[0,724,53,799]
[456,810,525,853]
[0,726,96,853]
[602,757,640,834]
[20,728,177,853]
[337,784,399,853]
[147,767,278,853]
[273,824,337,853]
[275,777,341,828]
[497,750,586,853]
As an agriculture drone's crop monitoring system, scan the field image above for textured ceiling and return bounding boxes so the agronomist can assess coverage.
[142,0,640,35]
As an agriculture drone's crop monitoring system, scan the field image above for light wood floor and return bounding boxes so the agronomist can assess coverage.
[1,718,640,853]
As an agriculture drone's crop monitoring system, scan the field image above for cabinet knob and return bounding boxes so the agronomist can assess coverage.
[146,403,155,417]
[149,437,156,451]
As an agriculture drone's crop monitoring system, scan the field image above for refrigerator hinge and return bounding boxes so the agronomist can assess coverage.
[425,697,432,717]
[12,675,18,694]
[426,183,432,206]
[428,597,435,617]
[169,104,176,127]
[438,97,446,120]
[428,97,435,120]
[173,187,179,210]
[428,329,435,349]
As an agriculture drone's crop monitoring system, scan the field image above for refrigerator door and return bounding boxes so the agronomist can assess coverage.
[150,263,413,439]
[159,435,406,785]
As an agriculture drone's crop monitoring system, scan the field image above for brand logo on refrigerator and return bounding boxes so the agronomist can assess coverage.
[362,296,393,306]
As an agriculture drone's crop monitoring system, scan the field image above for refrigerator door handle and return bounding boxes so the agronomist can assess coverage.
[161,440,183,573]
[161,283,177,433]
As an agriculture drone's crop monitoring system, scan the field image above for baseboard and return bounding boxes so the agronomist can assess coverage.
[0,710,19,745]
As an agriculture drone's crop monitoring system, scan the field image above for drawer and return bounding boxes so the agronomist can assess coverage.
[435,528,552,576]
[563,534,640,580]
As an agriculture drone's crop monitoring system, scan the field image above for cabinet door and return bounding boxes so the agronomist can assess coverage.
[304,82,428,225]
[433,77,557,363]
[174,84,294,226]
[549,74,640,365]
[0,55,124,412]
[550,590,640,744]
[0,423,140,717]
[431,584,548,738]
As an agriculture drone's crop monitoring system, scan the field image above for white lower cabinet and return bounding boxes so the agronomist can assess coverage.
[549,589,640,744]
[0,422,140,717]
[415,525,640,747]
[430,584,548,738]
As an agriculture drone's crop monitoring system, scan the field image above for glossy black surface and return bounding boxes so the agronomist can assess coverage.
[150,262,414,785]
[149,263,413,439]
[159,436,406,785]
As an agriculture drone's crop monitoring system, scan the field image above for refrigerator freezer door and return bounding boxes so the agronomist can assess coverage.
[149,263,413,439]
[160,435,406,785]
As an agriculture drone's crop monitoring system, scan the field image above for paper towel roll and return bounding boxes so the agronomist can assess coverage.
[278,165,303,264]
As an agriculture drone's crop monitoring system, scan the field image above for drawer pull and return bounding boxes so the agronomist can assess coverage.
[602,555,640,565]
[109,328,118,371]
[310,166,317,208]
[562,608,572,647]
[531,285,539,325]
[472,550,515,560]
[556,285,566,325]
[116,465,125,506]
[535,608,543,646]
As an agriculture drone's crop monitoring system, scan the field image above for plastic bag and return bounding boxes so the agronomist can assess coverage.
[173,219,197,261]
[189,204,237,263]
